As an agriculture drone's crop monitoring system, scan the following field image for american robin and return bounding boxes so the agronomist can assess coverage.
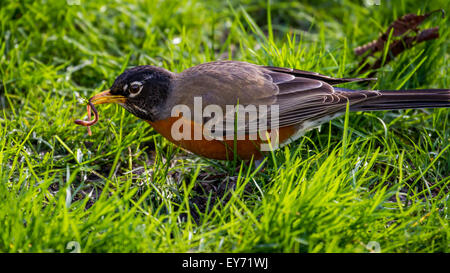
[75,60,450,160]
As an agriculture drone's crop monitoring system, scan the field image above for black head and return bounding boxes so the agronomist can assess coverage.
[109,65,173,121]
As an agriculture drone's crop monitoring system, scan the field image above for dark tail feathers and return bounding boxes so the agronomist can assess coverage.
[350,89,450,112]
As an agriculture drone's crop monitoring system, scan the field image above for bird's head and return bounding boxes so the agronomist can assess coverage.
[89,65,173,121]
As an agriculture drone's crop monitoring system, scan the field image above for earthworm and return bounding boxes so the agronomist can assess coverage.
[74,100,98,136]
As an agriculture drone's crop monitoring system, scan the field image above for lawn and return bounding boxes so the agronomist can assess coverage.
[0,0,448,253]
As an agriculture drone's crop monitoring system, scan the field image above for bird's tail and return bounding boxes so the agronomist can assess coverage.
[349,89,450,112]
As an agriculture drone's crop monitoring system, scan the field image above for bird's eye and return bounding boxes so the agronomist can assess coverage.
[129,81,143,96]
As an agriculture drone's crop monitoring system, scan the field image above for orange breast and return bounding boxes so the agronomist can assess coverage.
[147,116,298,160]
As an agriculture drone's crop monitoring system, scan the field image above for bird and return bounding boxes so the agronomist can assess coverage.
[75,60,450,161]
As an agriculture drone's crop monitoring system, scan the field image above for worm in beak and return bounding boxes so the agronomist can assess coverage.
[74,90,126,135]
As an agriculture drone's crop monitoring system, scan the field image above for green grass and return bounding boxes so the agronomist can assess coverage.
[0,0,449,253]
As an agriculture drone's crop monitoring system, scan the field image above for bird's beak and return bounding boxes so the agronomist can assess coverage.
[89,89,127,105]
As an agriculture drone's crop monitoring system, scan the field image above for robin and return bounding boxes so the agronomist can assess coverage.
[75,60,450,161]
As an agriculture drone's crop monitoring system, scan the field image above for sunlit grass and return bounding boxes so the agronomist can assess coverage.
[0,0,448,253]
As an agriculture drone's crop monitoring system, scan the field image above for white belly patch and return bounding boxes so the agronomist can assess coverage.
[279,113,343,147]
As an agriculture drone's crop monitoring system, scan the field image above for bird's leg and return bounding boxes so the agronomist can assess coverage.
[253,158,266,171]
[233,157,266,174]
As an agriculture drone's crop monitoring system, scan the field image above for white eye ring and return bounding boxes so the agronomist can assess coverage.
[128,81,143,97]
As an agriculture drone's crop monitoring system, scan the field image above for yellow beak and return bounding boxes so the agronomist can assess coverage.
[89,89,127,105]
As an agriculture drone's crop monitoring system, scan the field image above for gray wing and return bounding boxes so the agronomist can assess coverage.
[262,65,377,85]
[165,61,379,136]
[267,67,380,128]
